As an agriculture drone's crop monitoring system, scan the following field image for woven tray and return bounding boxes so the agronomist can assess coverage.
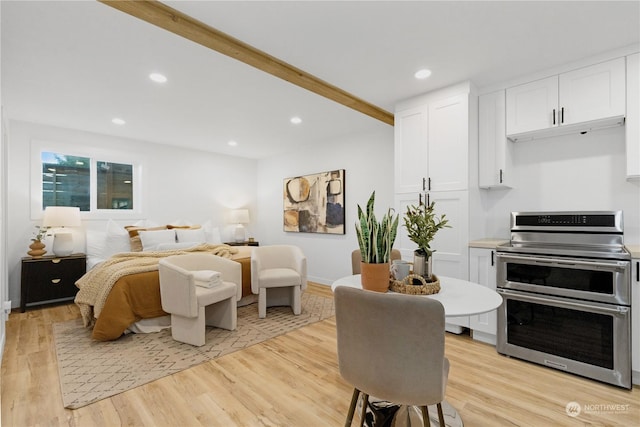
[390,274,440,295]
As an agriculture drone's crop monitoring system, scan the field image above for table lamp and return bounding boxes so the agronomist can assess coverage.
[42,206,81,256]
[230,209,250,242]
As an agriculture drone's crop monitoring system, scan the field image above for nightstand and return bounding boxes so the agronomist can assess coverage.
[20,253,86,312]
[224,241,260,247]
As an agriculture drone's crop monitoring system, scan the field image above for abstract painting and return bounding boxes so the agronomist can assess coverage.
[283,169,345,234]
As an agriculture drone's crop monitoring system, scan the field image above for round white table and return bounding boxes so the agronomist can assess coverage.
[331,274,503,317]
[331,274,503,427]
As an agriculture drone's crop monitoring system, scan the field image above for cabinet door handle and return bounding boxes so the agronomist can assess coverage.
[427,193,430,205]
[561,107,564,124]
[499,169,503,184]
[428,177,431,191]
[51,279,61,284]
[491,251,494,266]
[422,177,426,191]
[419,193,422,205]
[636,261,639,282]
[552,109,556,125]
[52,258,61,264]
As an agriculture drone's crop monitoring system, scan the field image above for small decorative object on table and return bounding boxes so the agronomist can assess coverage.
[27,226,49,258]
[403,201,450,281]
[390,273,440,295]
[355,191,399,292]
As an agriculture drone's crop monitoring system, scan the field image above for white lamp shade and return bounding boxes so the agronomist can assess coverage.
[42,206,81,257]
[230,209,250,224]
[42,206,81,227]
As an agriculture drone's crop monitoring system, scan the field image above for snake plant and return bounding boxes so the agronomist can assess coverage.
[355,191,399,264]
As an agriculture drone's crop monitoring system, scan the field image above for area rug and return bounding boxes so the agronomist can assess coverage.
[53,293,335,409]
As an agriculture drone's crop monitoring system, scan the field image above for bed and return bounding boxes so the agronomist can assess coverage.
[75,242,255,341]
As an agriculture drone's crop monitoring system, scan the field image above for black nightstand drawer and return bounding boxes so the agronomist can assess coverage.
[21,254,86,312]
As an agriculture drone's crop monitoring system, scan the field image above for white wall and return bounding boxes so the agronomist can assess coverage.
[6,120,258,308]
[479,125,640,244]
[255,127,395,285]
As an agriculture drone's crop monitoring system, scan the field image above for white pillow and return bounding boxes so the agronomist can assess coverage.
[175,228,206,243]
[139,229,176,251]
[86,229,106,259]
[103,219,131,257]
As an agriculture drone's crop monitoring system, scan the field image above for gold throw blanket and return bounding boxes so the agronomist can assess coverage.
[75,244,238,327]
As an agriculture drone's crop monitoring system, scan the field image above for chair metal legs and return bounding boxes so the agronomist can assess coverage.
[421,406,430,427]
[345,392,446,427]
[423,403,446,427]
[359,393,369,427]
[437,402,445,427]
[345,388,360,427]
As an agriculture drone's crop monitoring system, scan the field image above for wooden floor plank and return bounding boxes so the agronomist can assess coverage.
[2,282,637,426]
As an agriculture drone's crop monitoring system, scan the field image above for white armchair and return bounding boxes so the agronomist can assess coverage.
[158,253,242,346]
[251,245,307,318]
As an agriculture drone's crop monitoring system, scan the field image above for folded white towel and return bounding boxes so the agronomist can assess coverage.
[192,270,222,288]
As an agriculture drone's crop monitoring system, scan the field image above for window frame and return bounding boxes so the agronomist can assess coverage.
[30,139,143,220]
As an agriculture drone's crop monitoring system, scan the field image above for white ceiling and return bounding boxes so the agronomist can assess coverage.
[2,1,639,159]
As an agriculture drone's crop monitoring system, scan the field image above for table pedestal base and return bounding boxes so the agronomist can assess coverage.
[361,399,463,427]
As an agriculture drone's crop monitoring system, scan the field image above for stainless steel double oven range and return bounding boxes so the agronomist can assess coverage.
[496,211,632,389]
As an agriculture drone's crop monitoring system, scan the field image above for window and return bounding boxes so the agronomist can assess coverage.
[97,161,133,210]
[32,142,141,219]
[41,152,90,210]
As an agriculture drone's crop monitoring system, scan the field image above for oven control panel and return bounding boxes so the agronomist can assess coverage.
[511,211,622,232]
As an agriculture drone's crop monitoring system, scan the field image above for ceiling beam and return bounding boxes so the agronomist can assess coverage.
[99,0,394,126]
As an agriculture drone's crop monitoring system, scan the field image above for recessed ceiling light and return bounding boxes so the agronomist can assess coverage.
[414,69,432,79]
[112,118,126,125]
[149,73,167,83]
[290,116,302,125]
[228,140,238,147]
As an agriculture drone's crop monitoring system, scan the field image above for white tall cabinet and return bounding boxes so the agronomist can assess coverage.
[394,82,475,333]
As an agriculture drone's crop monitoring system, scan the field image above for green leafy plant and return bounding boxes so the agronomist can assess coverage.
[403,201,450,259]
[31,226,50,242]
[355,191,399,264]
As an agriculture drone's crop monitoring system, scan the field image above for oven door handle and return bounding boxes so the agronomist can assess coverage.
[497,253,628,271]
[497,289,630,316]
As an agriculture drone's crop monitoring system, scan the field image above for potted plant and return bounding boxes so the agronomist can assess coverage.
[28,225,49,258]
[403,201,450,281]
[355,191,399,292]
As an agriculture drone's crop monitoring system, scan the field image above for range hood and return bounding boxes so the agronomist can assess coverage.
[507,115,625,142]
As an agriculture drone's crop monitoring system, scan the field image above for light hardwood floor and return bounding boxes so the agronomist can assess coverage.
[2,282,638,426]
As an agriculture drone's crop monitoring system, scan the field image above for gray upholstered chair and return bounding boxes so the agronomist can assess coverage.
[158,253,241,346]
[334,286,449,427]
[251,245,307,318]
[351,249,402,274]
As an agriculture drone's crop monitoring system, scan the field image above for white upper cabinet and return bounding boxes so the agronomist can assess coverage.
[506,57,626,141]
[394,106,428,194]
[394,91,469,194]
[506,76,558,135]
[626,53,639,180]
[559,57,626,124]
[478,90,512,189]
[428,94,469,192]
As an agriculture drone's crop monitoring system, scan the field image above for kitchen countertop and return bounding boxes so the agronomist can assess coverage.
[469,238,509,249]
[627,245,640,259]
